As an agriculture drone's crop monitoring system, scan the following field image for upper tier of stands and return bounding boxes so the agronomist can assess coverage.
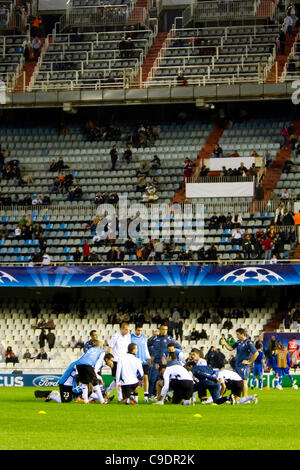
[147,24,279,86]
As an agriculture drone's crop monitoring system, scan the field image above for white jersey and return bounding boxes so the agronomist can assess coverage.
[197,359,207,366]
[109,331,131,362]
[161,364,193,398]
[116,353,144,386]
[217,369,242,383]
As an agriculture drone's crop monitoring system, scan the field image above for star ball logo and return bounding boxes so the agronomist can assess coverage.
[218,267,285,284]
[94,198,205,252]
[85,267,150,284]
[0,271,18,284]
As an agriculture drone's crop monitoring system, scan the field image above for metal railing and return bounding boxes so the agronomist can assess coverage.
[0,200,282,218]
[187,176,255,183]
[0,259,297,267]
[182,0,278,26]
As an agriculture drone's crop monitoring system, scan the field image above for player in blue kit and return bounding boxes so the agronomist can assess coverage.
[148,323,181,399]
[131,324,151,402]
[251,343,266,390]
[221,328,258,397]
[76,340,109,404]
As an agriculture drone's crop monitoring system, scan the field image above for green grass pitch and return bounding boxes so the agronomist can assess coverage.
[1,387,300,450]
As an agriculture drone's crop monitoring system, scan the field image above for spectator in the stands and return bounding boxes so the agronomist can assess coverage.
[56,156,69,171]
[74,247,82,262]
[123,145,132,163]
[83,240,90,262]
[231,212,242,228]
[209,213,219,229]
[110,145,118,170]
[49,159,57,171]
[36,348,48,360]
[5,346,18,365]
[23,349,31,360]
[222,318,233,330]
[42,253,51,266]
[212,144,223,158]
[69,336,77,349]
[231,227,242,245]
[281,123,289,148]
[31,36,41,60]
[73,185,83,201]
[177,71,188,86]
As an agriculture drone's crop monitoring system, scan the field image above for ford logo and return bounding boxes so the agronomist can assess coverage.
[32,376,60,387]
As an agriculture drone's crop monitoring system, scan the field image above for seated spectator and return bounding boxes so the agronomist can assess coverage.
[32,194,43,205]
[190,328,200,341]
[109,192,119,205]
[36,348,48,360]
[5,346,19,364]
[281,188,290,200]
[73,185,83,201]
[231,228,243,245]
[69,336,77,349]
[76,337,84,349]
[94,192,104,205]
[151,155,161,171]
[30,348,39,359]
[199,329,208,339]
[209,213,218,229]
[213,144,223,158]
[199,164,209,177]
[231,213,242,228]
[0,223,8,240]
[23,349,31,360]
[49,159,57,171]
[74,247,82,262]
[42,253,51,266]
[223,318,233,330]
[122,145,132,163]
[56,157,69,171]
[229,150,240,158]
[177,71,188,86]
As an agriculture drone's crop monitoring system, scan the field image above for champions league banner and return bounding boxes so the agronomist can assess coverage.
[0,264,300,287]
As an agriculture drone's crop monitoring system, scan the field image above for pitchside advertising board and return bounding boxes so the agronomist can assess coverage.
[1,264,300,286]
[0,373,114,387]
[1,372,300,387]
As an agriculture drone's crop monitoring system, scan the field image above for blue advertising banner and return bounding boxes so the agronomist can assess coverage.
[263,333,300,352]
[0,264,299,287]
[0,373,113,387]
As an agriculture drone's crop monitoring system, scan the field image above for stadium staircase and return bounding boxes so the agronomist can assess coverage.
[261,119,300,201]
[255,0,278,18]
[264,311,286,331]
[171,122,226,204]
[127,0,153,24]
[13,37,46,92]
[135,31,168,86]
[266,26,299,83]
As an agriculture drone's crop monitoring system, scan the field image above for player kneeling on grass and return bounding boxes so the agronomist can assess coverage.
[76,340,110,404]
[217,367,258,405]
[154,352,194,405]
[116,343,144,405]
[35,361,82,403]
